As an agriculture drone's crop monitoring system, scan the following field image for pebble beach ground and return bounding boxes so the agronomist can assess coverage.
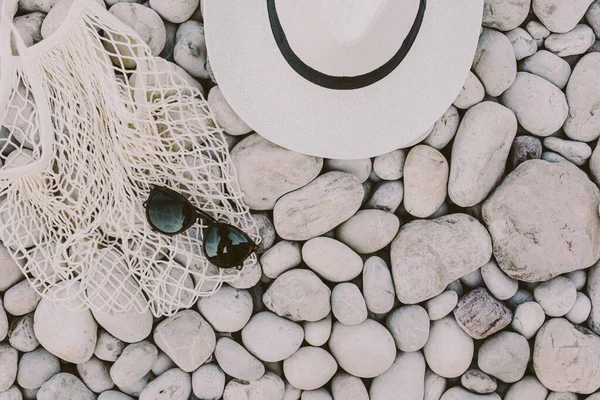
[1,0,600,399]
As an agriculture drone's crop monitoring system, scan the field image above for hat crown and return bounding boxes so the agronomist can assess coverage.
[318,0,388,45]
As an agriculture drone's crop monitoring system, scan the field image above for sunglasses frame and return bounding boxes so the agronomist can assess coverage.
[143,185,257,269]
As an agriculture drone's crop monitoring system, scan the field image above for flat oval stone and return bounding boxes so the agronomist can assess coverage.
[520,50,572,89]
[303,314,332,347]
[283,346,337,391]
[149,0,199,23]
[208,86,252,136]
[386,305,430,352]
[462,369,498,394]
[191,363,225,400]
[302,237,363,282]
[37,373,95,400]
[325,159,372,183]
[425,370,448,400]
[335,209,400,253]
[534,276,577,317]
[481,260,519,300]
[478,332,530,383]
[543,137,592,167]
[404,145,449,218]
[506,28,537,60]
[331,283,367,326]
[373,150,406,180]
[110,341,158,387]
[472,28,517,97]
[197,285,253,333]
[260,241,302,279]
[94,330,124,362]
[331,372,368,400]
[545,25,596,56]
[453,72,485,110]
[17,348,59,390]
[564,53,600,142]
[0,244,24,292]
[425,291,459,321]
[424,316,474,379]
[214,338,264,382]
[362,256,395,314]
[241,312,304,362]
[3,280,41,316]
[364,180,404,213]
[223,372,284,400]
[423,105,461,149]
[505,376,548,400]
[8,314,39,352]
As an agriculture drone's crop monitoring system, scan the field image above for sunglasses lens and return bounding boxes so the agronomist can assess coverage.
[147,191,194,234]
[205,224,253,268]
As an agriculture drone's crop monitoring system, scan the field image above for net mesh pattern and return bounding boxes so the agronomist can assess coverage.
[0,0,259,316]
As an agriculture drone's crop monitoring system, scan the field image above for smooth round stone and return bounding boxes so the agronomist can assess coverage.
[565,292,592,324]
[108,3,165,56]
[154,310,215,372]
[425,291,458,321]
[478,332,530,383]
[362,256,395,314]
[588,1,600,36]
[564,53,600,142]
[460,268,485,289]
[325,159,372,183]
[242,312,304,362]
[98,391,134,400]
[331,372,368,400]
[77,357,114,393]
[454,288,513,339]
[511,302,546,339]
[303,314,332,347]
[139,368,191,400]
[501,72,568,137]
[0,245,24,292]
[372,149,406,180]
[566,270,587,290]
[507,290,536,309]
[251,212,277,254]
[223,372,284,400]
[472,28,517,96]
[449,102,517,207]
[527,20,551,43]
[462,369,498,394]
[110,341,158,387]
[386,306,430,352]
[506,28,537,60]
[329,319,396,378]
[520,50,572,89]
[263,269,331,322]
[331,283,367,326]
[94,330,124,362]
[301,389,332,400]
[37,373,95,400]
[423,105,461,149]
[91,308,152,345]
[545,25,596,56]
[534,276,577,317]
[424,370,447,400]
[507,135,542,171]
[403,145,449,218]
[302,237,363,282]
[215,337,265,381]
[482,0,531,31]
[370,352,426,400]
[3,280,41,316]
[228,259,262,290]
[151,351,176,376]
[0,386,22,400]
[261,241,302,279]
[149,0,198,22]
[173,21,209,79]
[192,363,225,400]
[0,299,7,343]
[441,387,500,400]
[8,314,39,352]
[482,160,600,281]
[453,72,485,110]
[364,181,404,213]
[391,214,492,304]
[13,12,44,47]
[283,347,337,391]
[543,137,592,166]
[505,376,548,400]
[424,316,474,379]
[481,260,518,300]
[274,172,363,240]
[116,372,152,397]
[17,348,59,390]
[197,285,253,333]
[335,209,400,253]
[533,0,594,33]
[208,86,252,136]
[0,344,17,392]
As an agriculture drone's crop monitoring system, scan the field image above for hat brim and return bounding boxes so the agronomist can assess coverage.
[205,0,484,159]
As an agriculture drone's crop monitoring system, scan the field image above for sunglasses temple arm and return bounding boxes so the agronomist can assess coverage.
[194,207,218,224]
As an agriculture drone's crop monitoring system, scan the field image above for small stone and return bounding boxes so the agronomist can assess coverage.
[423,106,461,151]
[159,20,178,61]
[330,372,367,400]
[0,245,24,292]
[482,0,531,31]
[424,316,474,379]
[274,172,363,240]
[250,211,276,254]
[3,280,41,316]
[139,368,191,400]
[506,28,537,60]
[547,393,578,400]
[8,314,39,352]
[260,241,302,279]
[454,288,513,339]
[461,268,485,289]
[0,386,22,400]
[215,337,265,381]
[472,28,517,97]
[362,256,395,314]
[545,25,596,56]
[173,21,208,79]
[116,372,152,398]
[370,351,426,400]
[331,283,367,326]
[110,341,158,387]
[335,210,400,253]
[564,53,600,142]
[242,312,304,362]
[527,20,551,44]
[108,3,165,58]
[223,372,285,400]
[440,387,501,400]
[94,330,124,362]
[506,290,536,310]
[197,285,253,333]
[77,356,114,393]
[542,151,570,163]
[533,0,594,33]
[301,389,332,400]
[207,86,252,136]
[191,363,225,400]
[13,12,44,48]
[543,137,592,166]
[149,0,198,23]
[325,159,372,183]
[17,348,59,390]
[283,347,337,391]
[454,72,485,110]
[228,260,262,291]
[511,302,546,339]
[425,291,459,321]
[329,319,396,378]
[462,369,498,394]
[0,344,17,392]
[507,135,543,171]
[478,332,530,383]
[481,260,519,300]
[16,0,57,12]
[302,237,363,283]
[566,270,587,290]
[566,292,592,324]
[520,50,572,89]
[364,181,404,213]
[151,351,176,376]
[386,305,430,352]
[372,150,406,180]
[424,370,447,400]
[588,1,600,36]
[303,314,332,347]
[37,373,95,400]
[534,276,577,317]
[504,376,548,400]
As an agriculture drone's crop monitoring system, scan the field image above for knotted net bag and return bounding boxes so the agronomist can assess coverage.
[0,0,259,316]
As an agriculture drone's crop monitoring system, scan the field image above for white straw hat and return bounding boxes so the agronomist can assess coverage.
[205,0,484,159]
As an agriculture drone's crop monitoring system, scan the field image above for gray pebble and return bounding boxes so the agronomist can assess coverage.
[17,348,59,389]
[507,135,542,171]
[543,137,592,166]
[454,288,513,339]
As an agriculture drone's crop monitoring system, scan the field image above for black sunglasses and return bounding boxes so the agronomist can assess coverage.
[143,186,256,269]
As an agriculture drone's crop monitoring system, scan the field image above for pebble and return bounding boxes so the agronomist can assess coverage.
[482,0,531,31]
[37,373,95,400]
[547,393,578,400]
[77,357,114,393]
[173,21,209,79]
[223,372,285,400]
[425,291,459,321]
[506,28,538,60]
[460,268,485,289]
[543,137,592,166]
[482,160,600,281]
[0,344,17,392]
[501,72,568,137]
[139,368,191,400]
[329,373,367,400]
[534,276,577,316]
[241,312,303,362]
[335,209,399,253]
[13,12,44,48]
[301,389,331,400]
[108,3,166,58]
[329,284,365,326]
[511,301,546,339]
[191,363,225,400]
[274,172,363,240]
[263,269,331,322]
[542,151,569,163]
[449,102,517,206]
[8,314,39,352]
[116,372,152,398]
[440,387,501,400]
[454,70,486,110]
[153,310,216,372]
[325,159,372,183]
[94,330,124,362]
[197,285,253,332]
[504,376,548,400]
[588,1,600,36]
[303,314,332,347]
[424,370,447,400]
[3,280,41,316]
[228,259,262,290]
[110,341,158,387]
[41,0,105,39]
[423,105,461,149]
[208,86,252,136]
[533,0,594,33]
[283,347,337,391]
[527,20,551,45]
[386,306,430,352]
[364,181,404,213]
[564,53,600,142]
[565,292,592,324]
[329,319,396,378]
[0,245,24,291]
[302,237,363,282]
[566,270,587,290]
[0,386,22,400]
[362,256,395,314]
[472,28,517,97]
[16,348,59,390]
[545,25,596,56]
[149,0,198,23]
[520,50,572,89]
[215,337,265,381]
[423,316,474,379]
[391,214,492,304]
[454,288,513,339]
[478,332,530,383]
[507,135,543,171]
[462,369,498,394]
[372,149,406,180]
[481,260,519,300]
[251,212,277,254]
[370,351,426,400]
[151,351,176,376]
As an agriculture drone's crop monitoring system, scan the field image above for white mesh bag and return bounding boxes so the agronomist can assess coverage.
[0,0,259,316]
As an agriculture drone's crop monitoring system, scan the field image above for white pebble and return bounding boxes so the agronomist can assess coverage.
[543,137,592,166]
[303,314,332,347]
[77,356,114,393]
[424,370,447,400]
[37,373,95,400]
[386,305,430,352]
[325,159,372,183]
[139,368,191,400]
[460,268,485,289]
[283,347,337,391]
[425,291,459,321]
[482,0,531,31]
[215,337,265,381]
[223,372,284,400]
[547,392,578,400]
[478,332,530,383]
[362,256,395,314]
[506,28,538,60]
[331,372,368,400]
[17,348,59,390]
[0,245,24,292]
[534,276,577,316]
[116,372,152,398]
[565,292,592,324]
[197,285,253,332]
[504,376,548,400]
[3,280,41,316]
[453,72,485,110]
[108,3,166,57]
[301,389,332,400]
[0,386,23,400]
[283,381,302,400]
[526,20,551,44]
[191,363,225,400]
[542,151,569,163]
[207,86,252,136]
[472,28,517,96]
[9,314,39,352]
[520,50,572,89]
[302,237,363,282]
[0,344,17,392]
[545,25,596,56]
[228,259,262,290]
[151,351,176,376]
[261,241,302,279]
[565,270,586,290]
[174,21,209,79]
[149,0,199,23]
[335,209,400,253]
[42,0,105,39]
[364,181,404,213]
[440,387,501,400]
[423,105,461,149]
[370,351,426,400]
[533,0,594,33]
[511,301,546,339]
[331,283,367,326]
[423,315,474,378]
[242,312,304,362]
[373,150,406,180]
[110,341,158,387]
[94,330,124,362]
[0,299,7,343]
[563,53,600,142]
[481,260,518,300]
